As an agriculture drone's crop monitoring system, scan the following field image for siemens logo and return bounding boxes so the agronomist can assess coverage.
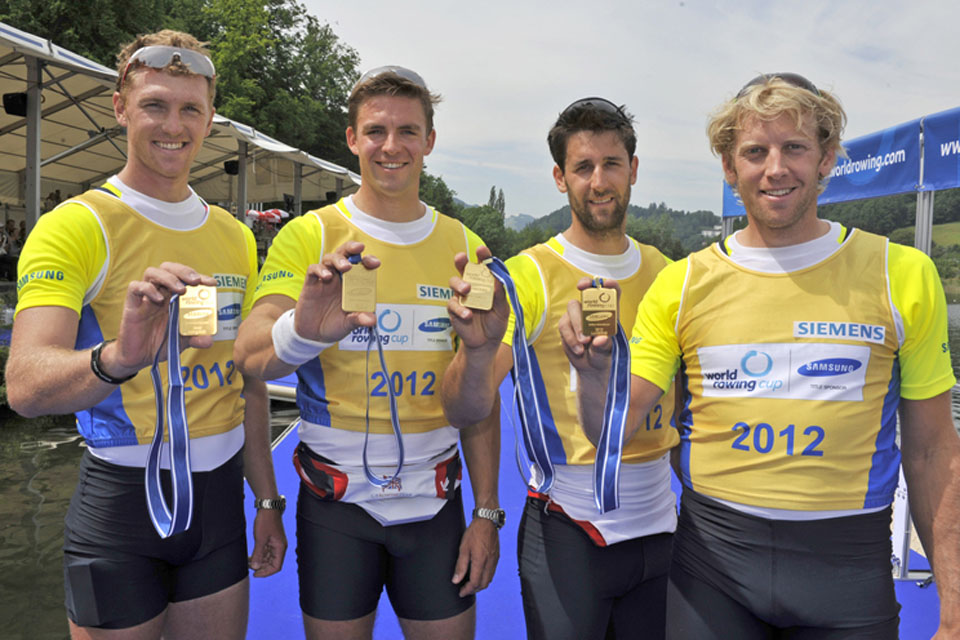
[417,285,453,301]
[794,321,885,344]
[214,274,247,289]
[418,317,451,333]
[797,358,862,377]
[218,303,242,322]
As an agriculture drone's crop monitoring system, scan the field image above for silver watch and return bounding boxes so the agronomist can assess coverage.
[255,495,286,514]
[472,506,506,529]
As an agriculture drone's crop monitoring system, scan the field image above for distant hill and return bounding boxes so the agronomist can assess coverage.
[505,214,535,231]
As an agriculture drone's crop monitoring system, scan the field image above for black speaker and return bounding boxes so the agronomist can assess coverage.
[3,93,27,117]
[224,160,239,175]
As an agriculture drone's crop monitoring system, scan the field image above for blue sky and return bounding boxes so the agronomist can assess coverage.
[303,0,960,218]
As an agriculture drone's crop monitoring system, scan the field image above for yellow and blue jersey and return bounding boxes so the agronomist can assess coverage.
[631,227,955,510]
[253,198,484,436]
[504,236,678,466]
[16,184,257,448]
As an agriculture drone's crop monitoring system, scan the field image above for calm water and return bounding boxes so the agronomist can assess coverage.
[3,312,960,639]
[0,405,298,639]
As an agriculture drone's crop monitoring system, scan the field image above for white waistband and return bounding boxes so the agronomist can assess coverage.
[710,495,888,521]
[534,456,677,545]
[298,419,458,466]
[87,424,245,471]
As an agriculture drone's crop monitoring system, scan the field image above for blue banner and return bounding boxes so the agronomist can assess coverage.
[922,107,960,191]
[821,119,920,204]
[721,181,746,218]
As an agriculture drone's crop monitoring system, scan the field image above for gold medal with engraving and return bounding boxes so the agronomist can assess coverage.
[342,263,377,313]
[460,261,495,311]
[179,285,218,336]
[581,287,618,337]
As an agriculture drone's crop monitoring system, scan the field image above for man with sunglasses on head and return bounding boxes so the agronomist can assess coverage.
[560,74,960,638]
[234,66,500,640]
[441,98,677,639]
[5,30,285,639]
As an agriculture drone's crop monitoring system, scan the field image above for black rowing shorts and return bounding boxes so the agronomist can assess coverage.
[63,449,248,629]
[296,483,475,622]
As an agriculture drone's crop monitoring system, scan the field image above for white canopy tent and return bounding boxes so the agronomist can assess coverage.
[0,21,360,229]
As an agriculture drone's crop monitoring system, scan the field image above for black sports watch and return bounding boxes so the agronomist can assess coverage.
[472,506,506,530]
[255,495,286,515]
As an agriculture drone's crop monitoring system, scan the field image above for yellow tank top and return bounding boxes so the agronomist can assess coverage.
[255,199,483,434]
[508,238,678,465]
[673,230,901,510]
[71,189,251,446]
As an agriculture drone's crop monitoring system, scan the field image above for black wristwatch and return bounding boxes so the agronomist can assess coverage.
[472,506,506,530]
[90,340,137,385]
[255,495,286,515]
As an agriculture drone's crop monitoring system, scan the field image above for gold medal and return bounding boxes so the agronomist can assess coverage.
[179,285,218,336]
[460,261,495,311]
[581,287,617,337]
[341,263,377,313]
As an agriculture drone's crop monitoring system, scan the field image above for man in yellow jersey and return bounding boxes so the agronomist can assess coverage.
[441,98,677,639]
[234,67,500,640]
[4,30,285,639]
[561,74,960,638]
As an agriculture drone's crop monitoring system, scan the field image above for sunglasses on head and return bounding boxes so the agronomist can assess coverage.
[735,72,820,99]
[353,65,428,92]
[120,45,216,90]
[559,97,630,121]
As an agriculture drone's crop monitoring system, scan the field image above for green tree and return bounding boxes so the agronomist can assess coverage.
[198,0,361,168]
[0,0,362,170]
[495,188,505,216]
[419,171,460,216]
[0,0,170,68]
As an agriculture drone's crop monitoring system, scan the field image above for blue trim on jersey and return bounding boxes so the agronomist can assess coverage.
[677,361,694,489]
[864,356,902,508]
[296,359,332,426]
[73,305,138,447]
[524,348,566,465]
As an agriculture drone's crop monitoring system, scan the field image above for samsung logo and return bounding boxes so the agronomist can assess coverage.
[218,303,242,321]
[794,321,885,344]
[418,317,451,333]
[797,358,862,377]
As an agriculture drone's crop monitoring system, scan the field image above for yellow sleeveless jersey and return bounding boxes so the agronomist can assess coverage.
[253,198,483,434]
[503,236,678,465]
[16,185,257,448]
[631,228,955,510]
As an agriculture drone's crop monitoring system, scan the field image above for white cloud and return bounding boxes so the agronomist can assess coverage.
[306,0,960,217]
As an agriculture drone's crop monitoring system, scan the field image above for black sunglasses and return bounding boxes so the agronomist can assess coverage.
[559,97,630,121]
[735,72,820,99]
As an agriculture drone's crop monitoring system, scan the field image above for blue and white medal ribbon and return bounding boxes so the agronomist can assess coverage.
[145,294,193,538]
[348,254,404,488]
[485,257,557,493]
[588,277,632,513]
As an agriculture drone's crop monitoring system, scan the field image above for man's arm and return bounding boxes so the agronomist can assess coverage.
[241,375,287,578]
[899,390,960,636]
[451,396,501,597]
[6,263,215,417]
[441,249,510,428]
[234,241,379,381]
